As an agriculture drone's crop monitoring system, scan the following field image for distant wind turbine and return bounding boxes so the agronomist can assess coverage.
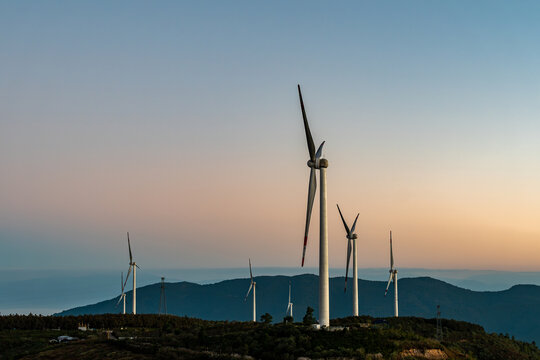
[244,259,256,322]
[285,281,293,318]
[123,232,140,314]
[384,231,398,317]
[116,271,126,314]
[336,204,360,316]
[298,84,330,328]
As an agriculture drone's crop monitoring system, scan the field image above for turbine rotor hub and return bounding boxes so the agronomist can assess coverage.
[307,159,329,169]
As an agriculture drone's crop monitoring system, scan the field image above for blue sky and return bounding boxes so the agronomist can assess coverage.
[1,1,540,271]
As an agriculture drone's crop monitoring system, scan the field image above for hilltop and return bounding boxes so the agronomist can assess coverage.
[1,314,539,359]
[56,275,540,343]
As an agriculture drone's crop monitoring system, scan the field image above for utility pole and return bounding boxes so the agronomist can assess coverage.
[159,277,167,315]
[436,304,443,341]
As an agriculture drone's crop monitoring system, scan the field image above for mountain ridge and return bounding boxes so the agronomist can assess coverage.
[57,274,540,343]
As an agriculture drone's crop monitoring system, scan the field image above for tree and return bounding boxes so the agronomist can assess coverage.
[260,313,272,324]
[283,315,293,324]
[303,306,316,325]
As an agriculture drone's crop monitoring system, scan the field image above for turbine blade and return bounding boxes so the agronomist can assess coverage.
[123,266,132,291]
[315,141,325,159]
[135,264,141,270]
[384,272,393,296]
[350,213,360,234]
[298,84,315,161]
[127,232,132,263]
[249,259,253,280]
[302,167,317,267]
[244,282,253,301]
[390,231,394,269]
[116,294,124,307]
[121,272,124,292]
[344,238,352,292]
[336,204,350,235]
[288,282,291,303]
[286,303,291,314]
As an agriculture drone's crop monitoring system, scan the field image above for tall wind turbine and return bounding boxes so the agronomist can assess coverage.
[285,281,293,318]
[116,272,126,314]
[298,84,330,327]
[244,259,256,322]
[337,204,360,316]
[384,231,398,317]
[123,232,140,315]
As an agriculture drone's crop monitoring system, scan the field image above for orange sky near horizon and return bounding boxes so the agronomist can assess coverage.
[2,130,540,271]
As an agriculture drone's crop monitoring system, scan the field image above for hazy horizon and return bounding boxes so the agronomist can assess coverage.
[2,267,540,316]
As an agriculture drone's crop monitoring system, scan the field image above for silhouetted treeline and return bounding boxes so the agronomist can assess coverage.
[0,313,209,331]
[1,314,539,360]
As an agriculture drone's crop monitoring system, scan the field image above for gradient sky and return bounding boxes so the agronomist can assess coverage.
[2,1,540,272]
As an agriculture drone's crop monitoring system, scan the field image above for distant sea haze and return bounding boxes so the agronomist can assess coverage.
[1,267,540,316]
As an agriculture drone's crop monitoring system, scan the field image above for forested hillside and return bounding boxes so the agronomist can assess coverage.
[57,274,540,343]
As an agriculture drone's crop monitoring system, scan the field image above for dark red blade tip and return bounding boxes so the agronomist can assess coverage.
[301,235,308,266]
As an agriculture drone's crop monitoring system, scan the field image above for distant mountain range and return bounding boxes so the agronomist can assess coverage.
[5,267,540,315]
[57,274,540,343]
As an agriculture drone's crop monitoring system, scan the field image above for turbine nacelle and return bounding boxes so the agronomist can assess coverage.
[307,158,328,169]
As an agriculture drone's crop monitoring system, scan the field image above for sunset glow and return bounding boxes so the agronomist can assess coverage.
[2,0,540,272]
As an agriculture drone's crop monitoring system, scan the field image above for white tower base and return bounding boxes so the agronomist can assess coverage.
[353,238,358,316]
[253,283,256,322]
[319,166,329,327]
[133,264,137,315]
[394,271,398,317]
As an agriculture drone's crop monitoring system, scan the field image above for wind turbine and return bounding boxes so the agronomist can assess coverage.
[285,281,293,318]
[116,271,126,314]
[384,231,398,317]
[244,259,256,322]
[298,84,330,327]
[123,232,140,315]
[336,204,360,316]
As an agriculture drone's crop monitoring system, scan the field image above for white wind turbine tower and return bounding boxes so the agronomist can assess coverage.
[116,271,126,314]
[123,232,140,314]
[298,85,330,327]
[244,259,256,322]
[298,84,330,328]
[336,204,360,316]
[384,231,398,317]
[285,281,293,318]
